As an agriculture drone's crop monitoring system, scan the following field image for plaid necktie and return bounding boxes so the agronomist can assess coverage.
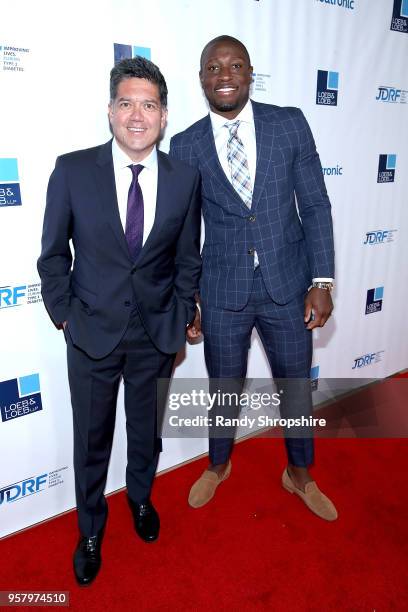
[226,120,252,208]
[125,164,144,261]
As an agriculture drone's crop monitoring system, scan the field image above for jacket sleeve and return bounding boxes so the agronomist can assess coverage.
[37,157,73,326]
[173,171,202,323]
[292,109,335,279]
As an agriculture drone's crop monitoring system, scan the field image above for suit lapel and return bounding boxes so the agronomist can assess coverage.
[193,116,247,212]
[251,101,277,210]
[95,140,131,260]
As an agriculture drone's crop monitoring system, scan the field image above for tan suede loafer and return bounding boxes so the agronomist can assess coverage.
[188,461,232,508]
[282,469,338,521]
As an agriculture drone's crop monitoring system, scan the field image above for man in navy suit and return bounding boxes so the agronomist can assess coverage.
[170,36,337,520]
[38,57,201,585]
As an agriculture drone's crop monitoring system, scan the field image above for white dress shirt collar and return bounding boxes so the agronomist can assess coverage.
[209,99,254,133]
[112,138,158,172]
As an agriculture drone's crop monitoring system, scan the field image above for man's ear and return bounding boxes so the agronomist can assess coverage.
[161,108,168,130]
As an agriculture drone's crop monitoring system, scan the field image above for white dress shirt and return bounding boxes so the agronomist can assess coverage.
[112,139,158,246]
[209,100,333,284]
[210,99,256,189]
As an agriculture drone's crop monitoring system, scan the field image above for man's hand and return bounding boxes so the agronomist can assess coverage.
[304,288,333,330]
[187,308,202,341]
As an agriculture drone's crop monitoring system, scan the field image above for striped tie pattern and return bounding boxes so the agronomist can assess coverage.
[226,120,252,208]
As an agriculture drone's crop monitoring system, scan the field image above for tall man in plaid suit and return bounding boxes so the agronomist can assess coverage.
[170,36,337,520]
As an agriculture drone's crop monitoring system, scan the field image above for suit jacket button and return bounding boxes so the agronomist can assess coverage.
[124,301,131,307]
[249,215,256,222]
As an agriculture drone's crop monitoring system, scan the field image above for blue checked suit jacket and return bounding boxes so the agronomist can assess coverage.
[170,101,334,309]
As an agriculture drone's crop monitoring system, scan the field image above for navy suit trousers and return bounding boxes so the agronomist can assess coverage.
[202,267,314,468]
[66,309,175,537]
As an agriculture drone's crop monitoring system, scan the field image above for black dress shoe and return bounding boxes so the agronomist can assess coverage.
[128,498,160,542]
[73,531,103,586]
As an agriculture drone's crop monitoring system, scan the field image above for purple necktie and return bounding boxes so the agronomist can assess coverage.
[125,164,144,261]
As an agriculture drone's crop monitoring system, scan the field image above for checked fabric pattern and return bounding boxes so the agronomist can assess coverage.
[226,120,252,208]
[169,102,335,309]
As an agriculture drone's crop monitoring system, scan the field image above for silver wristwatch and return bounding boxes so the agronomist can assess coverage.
[312,281,334,292]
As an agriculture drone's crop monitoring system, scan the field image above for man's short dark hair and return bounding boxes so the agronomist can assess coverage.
[200,35,251,71]
[110,56,168,107]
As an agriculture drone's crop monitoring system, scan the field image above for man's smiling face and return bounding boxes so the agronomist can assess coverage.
[108,77,167,162]
[200,40,253,120]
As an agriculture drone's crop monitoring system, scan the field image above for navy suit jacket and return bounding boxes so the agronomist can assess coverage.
[38,140,201,359]
[170,101,334,308]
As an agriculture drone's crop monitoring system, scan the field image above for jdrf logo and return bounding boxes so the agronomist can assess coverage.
[0,474,47,505]
[364,230,397,245]
[352,351,384,369]
[0,159,22,206]
[114,44,151,65]
[377,154,396,183]
[365,287,384,315]
[0,285,26,308]
[0,373,42,423]
[311,365,319,391]
[376,86,407,104]
[390,0,408,33]
[316,70,339,106]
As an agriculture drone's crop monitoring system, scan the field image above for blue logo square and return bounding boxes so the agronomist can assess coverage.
[0,158,19,182]
[374,286,384,301]
[19,373,40,396]
[328,71,339,90]
[133,46,151,60]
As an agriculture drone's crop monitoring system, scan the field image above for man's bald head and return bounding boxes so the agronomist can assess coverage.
[199,35,251,72]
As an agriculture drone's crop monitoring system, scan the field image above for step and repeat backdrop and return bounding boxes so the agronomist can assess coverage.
[1,0,407,537]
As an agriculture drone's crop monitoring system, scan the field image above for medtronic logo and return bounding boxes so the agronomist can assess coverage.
[322,165,343,176]
[311,365,319,391]
[376,86,407,104]
[0,283,42,309]
[0,374,42,423]
[316,70,339,106]
[114,44,151,65]
[390,0,408,33]
[352,351,384,369]
[377,154,396,183]
[364,230,397,245]
[316,0,355,8]
[0,159,22,207]
[365,287,384,315]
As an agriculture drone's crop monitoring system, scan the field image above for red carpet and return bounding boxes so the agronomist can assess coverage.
[1,438,407,611]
